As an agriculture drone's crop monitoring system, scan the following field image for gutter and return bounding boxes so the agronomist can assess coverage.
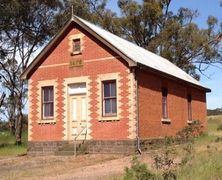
[132,67,142,154]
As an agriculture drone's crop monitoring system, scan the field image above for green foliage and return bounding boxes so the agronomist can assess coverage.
[117,0,222,79]
[124,156,155,180]
[176,149,222,180]
[216,124,222,131]
[0,130,27,156]
[0,0,64,144]
[0,121,9,131]
[153,137,177,180]
[180,142,194,166]
[176,120,203,142]
[175,116,222,179]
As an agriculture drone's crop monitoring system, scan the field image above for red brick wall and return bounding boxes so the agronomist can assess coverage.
[137,69,207,139]
[29,23,131,141]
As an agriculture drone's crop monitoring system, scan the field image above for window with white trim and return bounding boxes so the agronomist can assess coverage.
[102,80,117,116]
[42,86,54,119]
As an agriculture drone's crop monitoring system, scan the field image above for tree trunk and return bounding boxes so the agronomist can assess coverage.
[9,118,16,135]
[15,100,23,145]
[9,92,16,135]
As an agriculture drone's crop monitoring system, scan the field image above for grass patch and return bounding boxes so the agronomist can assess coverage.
[0,130,27,156]
[176,150,222,180]
[176,116,222,179]
[208,115,222,132]
[122,116,222,180]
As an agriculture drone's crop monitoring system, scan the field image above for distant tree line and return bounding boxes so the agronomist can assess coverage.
[207,108,222,116]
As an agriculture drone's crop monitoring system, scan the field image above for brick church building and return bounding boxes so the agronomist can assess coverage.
[21,16,210,155]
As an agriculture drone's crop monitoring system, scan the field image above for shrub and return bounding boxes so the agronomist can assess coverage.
[217,124,222,131]
[153,137,177,180]
[0,121,9,131]
[176,120,203,142]
[124,156,155,180]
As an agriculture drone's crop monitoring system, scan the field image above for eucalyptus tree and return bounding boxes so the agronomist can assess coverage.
[117,0,222,79]
[0,0,64,144]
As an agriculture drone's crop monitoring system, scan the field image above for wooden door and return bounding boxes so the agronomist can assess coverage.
[69,94,87,141]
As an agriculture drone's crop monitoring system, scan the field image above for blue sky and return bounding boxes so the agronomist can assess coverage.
[107,0,222,109]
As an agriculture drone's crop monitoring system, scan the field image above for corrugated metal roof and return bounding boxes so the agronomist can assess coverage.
[76,16,207,89]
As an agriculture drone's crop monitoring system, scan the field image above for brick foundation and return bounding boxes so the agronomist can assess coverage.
[27,141,68,156]
[86,140,137,154]
[27,139,174,155]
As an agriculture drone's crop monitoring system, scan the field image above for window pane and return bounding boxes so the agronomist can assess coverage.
[188,102,192,120]
[44,103,53,117]
[162,96,167,118]
[105,99,111,114]
[49,87,53,101]
[44,104,49,117]
[43,88,49,101]
[49,103,53,116]
[111,98,117,113]
[43,87,53,102]
[104,83,110,97]
[73,39,80,52]
[110,82,116,97]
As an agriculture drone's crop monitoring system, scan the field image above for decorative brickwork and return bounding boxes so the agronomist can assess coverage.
[127,71,137,139]
[28,79,33,141]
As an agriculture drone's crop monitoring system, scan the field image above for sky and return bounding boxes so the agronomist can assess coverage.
[107,0,222,109]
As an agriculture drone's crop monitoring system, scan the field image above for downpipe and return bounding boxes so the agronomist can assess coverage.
[133,68,142,154]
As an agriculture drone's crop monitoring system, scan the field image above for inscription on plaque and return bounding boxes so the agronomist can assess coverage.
[69,59,83,67]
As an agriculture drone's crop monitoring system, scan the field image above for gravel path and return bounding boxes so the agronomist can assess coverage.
[0,153,153,180]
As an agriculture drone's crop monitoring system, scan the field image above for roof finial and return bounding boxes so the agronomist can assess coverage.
[71,5,74,19]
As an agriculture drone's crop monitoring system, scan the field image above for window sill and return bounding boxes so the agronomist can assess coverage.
[38,119,56,124]
[71,51,82,56]
[99,116,119,122]
[161,118,171,124]
[187,120,193,124]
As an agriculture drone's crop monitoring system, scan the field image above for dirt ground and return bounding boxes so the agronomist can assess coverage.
[0,153,153,180]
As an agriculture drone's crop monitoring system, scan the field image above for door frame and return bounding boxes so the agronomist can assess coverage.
[67,82,88,141]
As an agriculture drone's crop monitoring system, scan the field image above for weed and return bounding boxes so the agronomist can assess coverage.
[176,120,203,143]
[152,137,178,180]
[124,156,155,180]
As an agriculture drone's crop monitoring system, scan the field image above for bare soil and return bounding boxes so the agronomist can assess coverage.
[0,153,153,180]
